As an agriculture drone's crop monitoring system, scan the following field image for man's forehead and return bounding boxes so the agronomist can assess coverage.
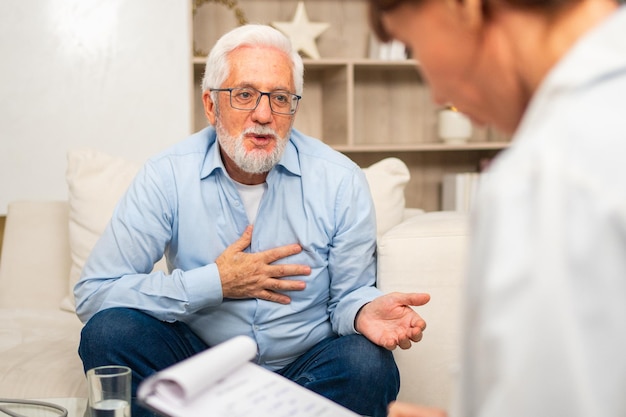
[225,46,294,90]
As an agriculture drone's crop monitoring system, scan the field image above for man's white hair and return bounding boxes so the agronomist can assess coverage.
[201,24,304,96]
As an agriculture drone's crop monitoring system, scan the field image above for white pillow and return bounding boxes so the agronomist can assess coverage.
[61,149,140,312]
[362,157,410,238]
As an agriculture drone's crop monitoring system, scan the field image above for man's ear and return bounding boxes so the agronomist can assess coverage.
[202,90,217,125]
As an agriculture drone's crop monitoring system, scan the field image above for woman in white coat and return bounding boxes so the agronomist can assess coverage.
[368,1,626,416]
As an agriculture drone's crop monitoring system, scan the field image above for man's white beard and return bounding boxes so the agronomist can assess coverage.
[216,118,288,175]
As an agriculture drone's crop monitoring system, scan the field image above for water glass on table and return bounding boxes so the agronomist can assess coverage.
[87,365,131,417]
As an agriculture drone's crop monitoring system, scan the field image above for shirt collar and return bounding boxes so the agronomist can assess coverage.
[543,6,626,94]
[199,126,222,180]
[515,7,626,144]
[198,126,303,180]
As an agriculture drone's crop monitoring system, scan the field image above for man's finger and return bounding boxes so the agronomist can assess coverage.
[262,243,304,264]
[397,292,430,307]
[269,263,311,278]
[398,338,412,350]
[259,290,292,304]
[410,332,424,343]
[229,225,254,252]
[267,277,306,292]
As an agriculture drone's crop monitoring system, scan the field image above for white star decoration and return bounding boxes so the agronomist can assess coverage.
[271,2,330,60]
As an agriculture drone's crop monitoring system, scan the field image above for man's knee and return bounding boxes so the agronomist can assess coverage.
[313,334,399,417]
[78,308,157,369]
[81,308,151,345]
[79,307,208,374]
[340,334,399,386]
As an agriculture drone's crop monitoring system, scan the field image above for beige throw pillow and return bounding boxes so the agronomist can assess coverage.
[61,149,140,312]
[362,157,410,238]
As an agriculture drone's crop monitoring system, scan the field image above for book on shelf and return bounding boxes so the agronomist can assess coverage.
[441,172,481,212]
[137,335,360,417]
[368,33,408,60]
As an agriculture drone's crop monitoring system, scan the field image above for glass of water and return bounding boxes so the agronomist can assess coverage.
[87,365,131,417]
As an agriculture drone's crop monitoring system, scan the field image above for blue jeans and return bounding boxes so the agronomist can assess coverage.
[78,308,400,417]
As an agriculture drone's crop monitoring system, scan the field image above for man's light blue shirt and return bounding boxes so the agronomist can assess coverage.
[75,127,382,370]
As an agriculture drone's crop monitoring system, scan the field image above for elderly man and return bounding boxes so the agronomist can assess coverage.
[75,24,429,417]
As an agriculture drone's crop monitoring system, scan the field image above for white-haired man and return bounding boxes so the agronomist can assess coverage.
[75,24,430,417]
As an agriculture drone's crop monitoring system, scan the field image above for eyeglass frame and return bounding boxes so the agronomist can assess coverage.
[210,87,302,115]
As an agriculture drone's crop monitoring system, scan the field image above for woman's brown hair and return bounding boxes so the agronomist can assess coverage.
[368,0,587,41]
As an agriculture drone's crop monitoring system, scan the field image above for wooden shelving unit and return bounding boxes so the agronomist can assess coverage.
[191,0,509,211]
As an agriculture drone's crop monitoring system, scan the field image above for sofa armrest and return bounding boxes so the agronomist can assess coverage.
[377,211,469,408]
[0,201,71,309]
[402,207,425,221]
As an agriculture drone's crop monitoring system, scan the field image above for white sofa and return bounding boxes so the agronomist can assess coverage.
[0,152,468,410]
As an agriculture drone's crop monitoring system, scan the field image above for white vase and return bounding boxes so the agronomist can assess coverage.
[438,108,472,144]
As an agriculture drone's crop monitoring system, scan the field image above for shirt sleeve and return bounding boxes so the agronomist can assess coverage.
[74,160,223,324]
[327,166,382,336]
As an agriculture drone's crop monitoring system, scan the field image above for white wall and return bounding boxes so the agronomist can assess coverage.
[0,0,192,214]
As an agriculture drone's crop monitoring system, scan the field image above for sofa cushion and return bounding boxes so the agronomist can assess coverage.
[0,201,71,309]
[61,150,410,311]
[0,308,87,398]
[376,211,468,407]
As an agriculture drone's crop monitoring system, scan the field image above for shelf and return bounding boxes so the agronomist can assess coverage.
[334,142,510,153]
[190,0,511,210]
[194,56,419,67]
[303,58,419,68]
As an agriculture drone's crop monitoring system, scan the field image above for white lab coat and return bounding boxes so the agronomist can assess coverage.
[459,6,626,417]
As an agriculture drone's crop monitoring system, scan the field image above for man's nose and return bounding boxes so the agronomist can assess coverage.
[251,94,273,123]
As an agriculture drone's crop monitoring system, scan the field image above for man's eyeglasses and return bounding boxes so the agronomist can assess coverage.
[210,87,301,115]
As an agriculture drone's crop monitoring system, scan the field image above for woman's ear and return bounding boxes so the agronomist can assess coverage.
[453,0,486,29]
[202,91,217,125]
